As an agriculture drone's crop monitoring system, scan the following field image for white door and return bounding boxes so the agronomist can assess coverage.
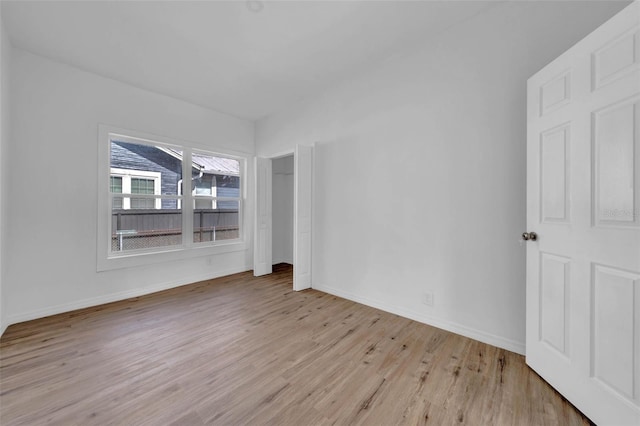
[526,2,640,424]
[253,157,272,276]
[294,144,313,290]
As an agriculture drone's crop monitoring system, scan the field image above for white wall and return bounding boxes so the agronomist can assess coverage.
[0,6,10,336]
[4,49,255,325]
[272,155,294,264]
[256,1,628,353]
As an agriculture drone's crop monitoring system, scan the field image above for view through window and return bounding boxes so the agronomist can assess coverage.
[109,138,241,254]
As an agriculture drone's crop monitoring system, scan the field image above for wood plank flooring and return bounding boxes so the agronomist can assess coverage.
[0,264,590,425]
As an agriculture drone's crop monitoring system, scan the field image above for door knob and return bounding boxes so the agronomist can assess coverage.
[522,232,538,241]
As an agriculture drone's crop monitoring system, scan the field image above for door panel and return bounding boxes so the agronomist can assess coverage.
[539,252,571,356]
[540,124,571,223]
[540,71,571,115]
[593,98,639,227]
[592,28,639,90]
[592,264,639,401]
[254,157,272,276]
[526,2,640,424]
[294,144,312,291]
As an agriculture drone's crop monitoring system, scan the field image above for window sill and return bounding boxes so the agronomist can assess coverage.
[97,240,248,272]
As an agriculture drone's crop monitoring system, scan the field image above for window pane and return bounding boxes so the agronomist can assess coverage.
[130,178,155,209]
[194,198,214,210]
[131,178,154,194]
[111,177,123,209]
[191,153,240,197]
[110,176,122,193]
[110,139,182,201]
[112,196,124,210]
[130,197,155,210]
[111,200,181,252]
[194,175,214,195]
[193,200,239,243]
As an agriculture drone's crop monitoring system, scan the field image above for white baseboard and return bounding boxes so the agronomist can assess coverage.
[312,282,525,355]
[5,265,252,327]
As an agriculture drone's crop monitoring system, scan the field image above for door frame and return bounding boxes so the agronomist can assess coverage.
[253,146,313,291]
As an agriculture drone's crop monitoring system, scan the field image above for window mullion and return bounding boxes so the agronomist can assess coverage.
[182,149,194,248]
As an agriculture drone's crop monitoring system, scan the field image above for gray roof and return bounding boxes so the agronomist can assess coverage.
[192,153,239,176]
[162,148,239,176]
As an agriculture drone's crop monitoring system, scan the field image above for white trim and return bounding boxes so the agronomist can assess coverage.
[101,124,253,158]
[312,282,526,355]
[264,148,295,160]
[99,239,247,271]
[6,265,252,327]
[110,168,161,180]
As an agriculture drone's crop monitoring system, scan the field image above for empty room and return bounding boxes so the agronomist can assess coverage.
[0,0,638,425]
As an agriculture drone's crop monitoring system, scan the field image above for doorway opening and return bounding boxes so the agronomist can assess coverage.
[254,145,312,290]
[272,155,294,268]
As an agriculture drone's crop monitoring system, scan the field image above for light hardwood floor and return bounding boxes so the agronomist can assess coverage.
[1,264,590,425]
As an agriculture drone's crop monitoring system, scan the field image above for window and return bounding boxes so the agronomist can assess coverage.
[110,168,162,210]
[110,176,123,209]
[191,152,241,243]
[98,126,246,271]
[109,144,182,252]
[131,178,155,208]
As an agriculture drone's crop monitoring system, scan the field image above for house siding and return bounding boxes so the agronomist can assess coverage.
[216,175,240,209]
[111,141,181,209]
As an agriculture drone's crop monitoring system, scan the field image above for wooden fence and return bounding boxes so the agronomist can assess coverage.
[111,209,239,251]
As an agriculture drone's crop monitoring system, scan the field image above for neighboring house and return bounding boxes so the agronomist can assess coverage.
[110,140,240,210]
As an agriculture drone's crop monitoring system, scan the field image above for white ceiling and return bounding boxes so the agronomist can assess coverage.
[1,0,500,120]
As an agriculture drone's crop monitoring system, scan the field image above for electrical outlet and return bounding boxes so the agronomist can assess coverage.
[423,291,434,307]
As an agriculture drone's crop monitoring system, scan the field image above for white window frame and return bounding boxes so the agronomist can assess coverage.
[97,125,248,272]
[110,168,161,209]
